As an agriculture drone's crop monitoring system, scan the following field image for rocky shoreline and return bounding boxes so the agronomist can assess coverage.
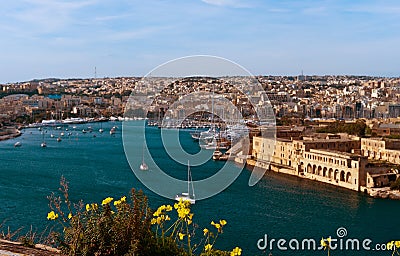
[0,239,60,256]
[0,127,21,141]
[366,187,400,200]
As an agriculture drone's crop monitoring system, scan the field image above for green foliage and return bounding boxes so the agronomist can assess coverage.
[47,177,184,255]
[47,177,241,256]
[385,135,400,140]
[365,126,372,135]
[316,120,367,136]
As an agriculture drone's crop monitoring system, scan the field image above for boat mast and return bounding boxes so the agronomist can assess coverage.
[187,160,190,196]
[191,166,195,199]
[211,83,214,130]
[142,144,145,164]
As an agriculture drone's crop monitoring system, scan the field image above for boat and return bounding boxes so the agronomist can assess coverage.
[110,128,116,135]
[139,162,148,171]
[212,150,223,160]
[175,161,195,204]
[57,137,62,142]
[50,134,55,138]
[99,121,104,133]
[62,118,86,124]
[41,132,46,147]
[139,145,149,171]
[14,142,22,147]
[190,131,201,141]
[198,86,219,146]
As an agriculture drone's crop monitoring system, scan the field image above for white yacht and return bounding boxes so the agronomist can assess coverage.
[139,145,149,171]
[175,161,195,204]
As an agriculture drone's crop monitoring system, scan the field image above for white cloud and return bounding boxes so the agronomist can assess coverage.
[105,26,172,42]
[347,5,400,15]
[201,0,252,8]
[6,0,98,35]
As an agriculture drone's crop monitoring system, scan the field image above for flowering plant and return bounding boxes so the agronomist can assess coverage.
[47,177,242,255]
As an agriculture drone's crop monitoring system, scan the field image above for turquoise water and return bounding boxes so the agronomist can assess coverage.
[0,121,399,255]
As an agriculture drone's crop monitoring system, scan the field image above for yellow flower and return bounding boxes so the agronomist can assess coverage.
[211,220,222,232]
[114,200,121,206]
[321,238,327,247]
[120,196,126,202]
[178,232,185,240]
[205,243,212,252]
[177,208,190,219]
[395,241,400,248]
[230,247,242,256]
[47,211,58,220]
[86,203,98,211]
[102,197,113,205]
[220,219,227,226]
[68,213,72,219]
[166,205,173,211]
[203,228,209,236]
[151,218,157,225]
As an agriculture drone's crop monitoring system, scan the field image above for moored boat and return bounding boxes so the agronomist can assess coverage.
[175,161,195,204]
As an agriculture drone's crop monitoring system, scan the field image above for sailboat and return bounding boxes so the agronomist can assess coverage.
[175,161,195,204]
[99,121,104,133]
[199,85,218,148]
[139,144,149,171]
[41,131,47,147]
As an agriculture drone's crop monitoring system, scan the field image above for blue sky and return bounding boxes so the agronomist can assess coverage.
[0,0,399,83]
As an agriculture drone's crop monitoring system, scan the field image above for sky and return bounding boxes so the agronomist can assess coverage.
[0,0,399,83]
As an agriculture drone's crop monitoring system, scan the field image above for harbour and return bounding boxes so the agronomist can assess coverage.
[0,121,399,255]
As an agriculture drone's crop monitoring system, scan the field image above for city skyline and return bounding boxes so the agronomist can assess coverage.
[1,0,400,83]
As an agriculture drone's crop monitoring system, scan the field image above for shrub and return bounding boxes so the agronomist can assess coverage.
[47,177,242,256]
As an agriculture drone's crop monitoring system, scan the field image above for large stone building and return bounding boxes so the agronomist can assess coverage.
[251,134,399,191]
[361,137,400,164]
[372,123,400,136]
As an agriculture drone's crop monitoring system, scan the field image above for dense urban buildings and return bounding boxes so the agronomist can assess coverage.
[1,75,400,199]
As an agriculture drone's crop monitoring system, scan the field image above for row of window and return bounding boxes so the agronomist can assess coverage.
[305,166,355,184]
[303,153,352,167]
